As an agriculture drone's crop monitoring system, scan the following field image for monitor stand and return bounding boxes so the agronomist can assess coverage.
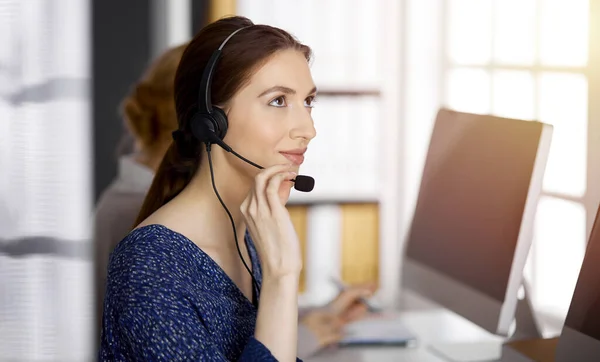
[427,283,542,362]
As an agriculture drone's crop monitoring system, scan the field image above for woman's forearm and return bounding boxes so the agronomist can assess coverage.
[254,274,300,362]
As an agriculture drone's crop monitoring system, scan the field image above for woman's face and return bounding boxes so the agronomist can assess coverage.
[223,49,317,198]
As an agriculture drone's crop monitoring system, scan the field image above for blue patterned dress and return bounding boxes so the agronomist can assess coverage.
[99,224,302,361]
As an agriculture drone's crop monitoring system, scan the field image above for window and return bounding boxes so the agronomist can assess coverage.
[0,0,93,359]
[442,0,593,321]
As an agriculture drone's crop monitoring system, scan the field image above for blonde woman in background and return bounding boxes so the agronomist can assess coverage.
[94,39,373,359]
[94,44,186,346]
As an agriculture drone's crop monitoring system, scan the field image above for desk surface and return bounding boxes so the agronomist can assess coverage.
[306,291,505,362]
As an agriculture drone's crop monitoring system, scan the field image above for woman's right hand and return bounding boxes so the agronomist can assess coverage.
[240,163,302,280]
[300,310,344,347]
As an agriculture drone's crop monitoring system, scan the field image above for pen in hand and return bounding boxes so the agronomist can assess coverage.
[329,276,381,313]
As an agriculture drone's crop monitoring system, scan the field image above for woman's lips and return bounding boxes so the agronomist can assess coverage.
[280,152,305,165]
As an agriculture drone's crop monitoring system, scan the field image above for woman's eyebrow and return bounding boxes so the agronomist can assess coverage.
[258,85,317,97]
[258,85,296,97]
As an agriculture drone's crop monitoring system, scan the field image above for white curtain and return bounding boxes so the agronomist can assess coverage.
[0,0,93,360]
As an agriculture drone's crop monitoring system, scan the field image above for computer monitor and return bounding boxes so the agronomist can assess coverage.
[402,108,553,361]
[555,205,600,361]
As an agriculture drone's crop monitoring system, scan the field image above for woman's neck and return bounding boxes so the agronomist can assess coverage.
[173,156,251,249]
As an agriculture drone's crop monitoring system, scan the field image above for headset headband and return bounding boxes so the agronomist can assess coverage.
[197,26,251,114]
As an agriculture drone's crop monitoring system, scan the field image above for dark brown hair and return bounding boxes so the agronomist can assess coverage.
[134,16,312,226]
[120,44,187,151]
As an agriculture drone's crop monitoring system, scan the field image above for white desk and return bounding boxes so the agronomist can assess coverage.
[305,291,505,362]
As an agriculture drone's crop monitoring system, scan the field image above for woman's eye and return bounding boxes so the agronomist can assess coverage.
[269,96,287,107]
[304,96,317,108]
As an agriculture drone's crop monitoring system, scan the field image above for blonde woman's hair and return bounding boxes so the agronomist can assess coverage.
[120,44,187,150]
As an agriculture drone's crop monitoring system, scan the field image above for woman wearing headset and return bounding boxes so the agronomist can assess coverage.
[99,16,373,361]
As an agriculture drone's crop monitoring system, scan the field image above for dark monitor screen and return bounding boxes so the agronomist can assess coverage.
[405,109,546,302]
[563,207,600,340]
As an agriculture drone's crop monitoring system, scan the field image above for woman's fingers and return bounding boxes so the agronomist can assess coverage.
[266,171,296,212]
[330,287,373,315]
[242,164,293,217]
[253,164,294,213]
[319,331,345,347]
[341,303,369,323]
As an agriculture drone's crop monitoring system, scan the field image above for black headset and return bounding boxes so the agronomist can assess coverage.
[188,26,251,153]
[186,26,260,305]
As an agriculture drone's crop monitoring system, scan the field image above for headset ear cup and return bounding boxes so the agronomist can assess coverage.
[212,107,229,140]
[190,112,212,144]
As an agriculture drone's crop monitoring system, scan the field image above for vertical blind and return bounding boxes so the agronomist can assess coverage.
[0,0,93,360]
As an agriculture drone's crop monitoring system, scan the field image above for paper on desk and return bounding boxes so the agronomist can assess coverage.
[340,312,418,346]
